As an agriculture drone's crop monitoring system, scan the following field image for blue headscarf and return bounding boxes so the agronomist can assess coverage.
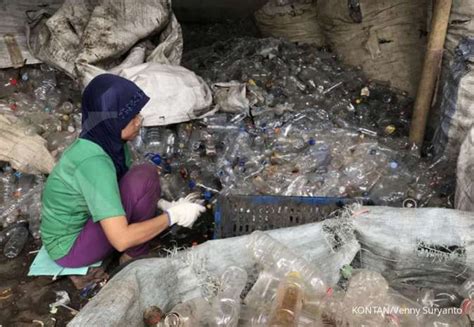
[80,74,150,180]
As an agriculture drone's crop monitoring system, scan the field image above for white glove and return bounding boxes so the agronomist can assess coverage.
[157,199,174,211]
[166,201,206,228]
[158,193,204,211]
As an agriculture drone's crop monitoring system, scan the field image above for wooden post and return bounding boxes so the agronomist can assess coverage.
[409,0,453,149]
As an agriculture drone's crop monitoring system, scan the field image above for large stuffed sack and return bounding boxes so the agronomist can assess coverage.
[0,115,55,174]
[432,0,474,163]
[317,0,428,96]
[354,206,474,292]
[27,0,183,79]
[118,63,213,126]
[254,0,325,47]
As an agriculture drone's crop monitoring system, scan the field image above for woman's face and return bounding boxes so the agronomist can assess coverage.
[121,114,143,141]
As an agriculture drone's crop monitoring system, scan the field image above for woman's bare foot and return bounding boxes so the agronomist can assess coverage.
[68,267,109,290]
[119,253,133,265]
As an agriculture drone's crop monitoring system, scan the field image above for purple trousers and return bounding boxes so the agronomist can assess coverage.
[56,164,161,268]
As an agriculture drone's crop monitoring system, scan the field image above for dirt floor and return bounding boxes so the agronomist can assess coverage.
[0,238,80,326]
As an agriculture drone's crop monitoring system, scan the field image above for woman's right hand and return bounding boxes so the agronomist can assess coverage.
[161,193,206,228]
[157,192,204,211]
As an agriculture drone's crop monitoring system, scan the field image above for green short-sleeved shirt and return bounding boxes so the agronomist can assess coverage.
[40,139,132,260]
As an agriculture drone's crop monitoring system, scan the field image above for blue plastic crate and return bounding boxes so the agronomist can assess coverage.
[213,195,350,239]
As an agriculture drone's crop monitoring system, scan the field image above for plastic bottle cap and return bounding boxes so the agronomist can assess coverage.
[385,125,396,135]
[389,161,398,169]
[21,73,28,81]
[287,271,301,278]
[340,265,353,279]
[402,198,417,208]
[151,154,162,165]
[461,299,472,315]
[204,191,212,200]
[360,87,370,97]
[188,180,196,190]
[308,138,315,146]
[9,78,17,86]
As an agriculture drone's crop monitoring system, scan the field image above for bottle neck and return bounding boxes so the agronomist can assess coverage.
[163,313,182,327]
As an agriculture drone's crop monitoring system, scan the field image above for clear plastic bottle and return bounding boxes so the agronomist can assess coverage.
[26,176,44,239]
[163,129,177,158]
[306,290,345,326]
[342,270,390,327]
[145,127,166,155]
[159,297,212,327]
[160,173,189,201]
[13,172,36,199]
[459,277,474,320]
[459,277,474,300]
[274,136,306,154]
[384,290,425,327]
[1,166,14,207]
[239,304,323,327]
[202,131,217,157]
[244,270,281,309]
[212,266,247,327]
[303,141,331,171]
[267,271,304,326]
[238,305,269,327]
[3,224,29,258]
[247,231,328,299]
[217,160,236,187]
[225,128,252,162]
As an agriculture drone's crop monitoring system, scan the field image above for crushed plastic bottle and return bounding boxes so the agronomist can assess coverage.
[3,224,29,258]
[342,270,390,326]
[244,270,282,309]
[212,266,247,327]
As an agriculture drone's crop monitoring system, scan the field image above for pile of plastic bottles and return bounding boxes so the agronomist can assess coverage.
[0,65,81,257]
[130,37,454,209]
[0,64,82,157]
[147,231,472,326]
[133,109,452,208]
[183,37,414,138]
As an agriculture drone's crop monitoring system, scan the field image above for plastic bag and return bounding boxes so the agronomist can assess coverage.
[118,63,213,126]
